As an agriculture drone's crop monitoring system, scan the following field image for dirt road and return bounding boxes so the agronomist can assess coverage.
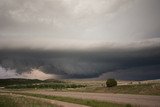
[23,90,160,107]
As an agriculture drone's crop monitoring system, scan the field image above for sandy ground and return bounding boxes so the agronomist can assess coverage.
[21,90,160,107]
[0,93,89,107]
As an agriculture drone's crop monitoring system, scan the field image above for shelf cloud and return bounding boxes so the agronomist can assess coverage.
[0,40,160,80]
[0,0,160,80]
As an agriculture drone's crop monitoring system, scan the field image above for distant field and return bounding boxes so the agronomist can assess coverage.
[65,79,160,86]
[63,79,160,96]
[1,78,160,96]
[68,83,160,96]
[0,78,85,89]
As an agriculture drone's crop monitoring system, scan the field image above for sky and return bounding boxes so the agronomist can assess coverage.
[0,0,160,80]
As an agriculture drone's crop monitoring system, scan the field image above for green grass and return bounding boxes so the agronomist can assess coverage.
[0,94,58,107]
[16,92,132,107]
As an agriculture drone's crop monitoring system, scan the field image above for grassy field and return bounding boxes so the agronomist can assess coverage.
[63,80,160,96]
[15,92,132,107]
[0,94,58,107]
[1,78,160,96]
[65,83,160,96]
[1,79,159,107]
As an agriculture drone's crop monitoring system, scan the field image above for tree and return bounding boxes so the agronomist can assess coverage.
[106,79,117,87]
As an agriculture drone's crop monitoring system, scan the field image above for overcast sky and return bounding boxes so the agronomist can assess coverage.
[0,0,160,80]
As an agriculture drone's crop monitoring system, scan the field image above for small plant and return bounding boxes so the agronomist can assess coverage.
[106,79,117,87]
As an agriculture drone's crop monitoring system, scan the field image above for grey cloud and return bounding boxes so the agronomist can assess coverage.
[0,0,135,39]
[98,65,160,80]
[0,0,69,35]
[0,0,159,45]
[0,43,160,80]
[0,0,160,80]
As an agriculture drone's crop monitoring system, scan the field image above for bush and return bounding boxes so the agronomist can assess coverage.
[106,79,117,87]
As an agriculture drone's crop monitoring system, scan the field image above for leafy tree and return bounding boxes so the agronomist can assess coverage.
[106,79,117,87]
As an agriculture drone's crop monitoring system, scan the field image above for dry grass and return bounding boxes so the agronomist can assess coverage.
[0,94,58,107]
[63,79,160,96]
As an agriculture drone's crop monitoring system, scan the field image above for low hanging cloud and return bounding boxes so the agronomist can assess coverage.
[98,65,160,80]
[21,69,58,80]
[0,40,160,80]
[0,67,57,80]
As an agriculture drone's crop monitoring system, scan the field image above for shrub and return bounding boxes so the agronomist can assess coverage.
[106,79,117,87]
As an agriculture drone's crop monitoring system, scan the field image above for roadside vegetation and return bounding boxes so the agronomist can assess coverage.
[0,94,58,107]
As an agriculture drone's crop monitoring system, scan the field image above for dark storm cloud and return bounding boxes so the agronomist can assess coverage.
[0,0,160,80]
[0,44,160,80]
[99,65,160,80]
